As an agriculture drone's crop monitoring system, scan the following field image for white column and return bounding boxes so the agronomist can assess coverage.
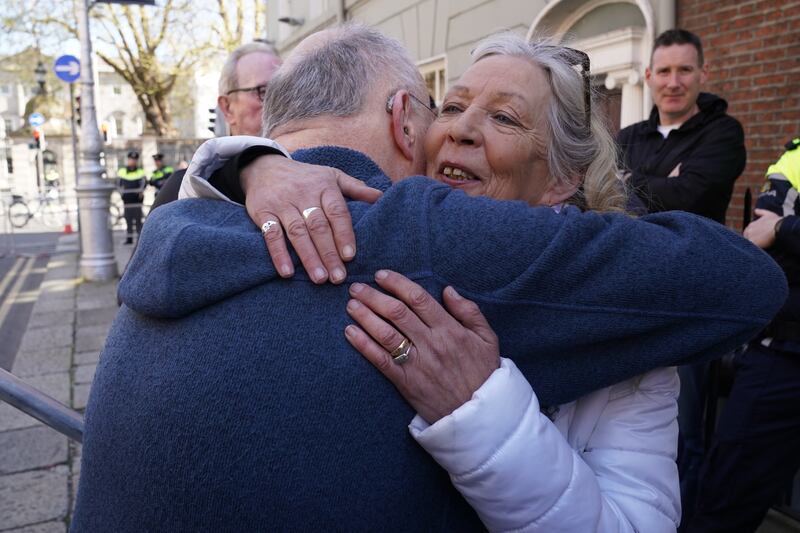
[621,72,644,128]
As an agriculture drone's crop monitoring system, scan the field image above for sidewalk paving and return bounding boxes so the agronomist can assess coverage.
[0,231,132,532]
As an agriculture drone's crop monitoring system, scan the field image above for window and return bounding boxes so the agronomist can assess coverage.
[417,57,446,107]
[3,118,12,135]
[0,84,10,95]
[114,116,124,137]
[113,85,122,95]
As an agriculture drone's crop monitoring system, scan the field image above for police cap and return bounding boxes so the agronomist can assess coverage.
[127,150,140,159]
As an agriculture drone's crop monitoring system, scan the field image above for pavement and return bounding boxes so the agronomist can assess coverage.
[0,231,133,532]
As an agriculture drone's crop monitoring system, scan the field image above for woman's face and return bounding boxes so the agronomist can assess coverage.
[424,55,559,205]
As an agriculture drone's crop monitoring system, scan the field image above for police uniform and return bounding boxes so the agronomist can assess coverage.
[117,151,146,244]
[687,139,800,532]
[150,153,174,193]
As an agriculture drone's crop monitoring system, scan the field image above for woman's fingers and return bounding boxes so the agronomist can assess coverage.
[321,186,357,262]
[372,270,457,328]
[347,283,427,352]
[442,286,498,345]
[337,170,383,203]
[347,299,413,358]
[300,203,347,284]
[344,323,406,379]
[258,213,294,278]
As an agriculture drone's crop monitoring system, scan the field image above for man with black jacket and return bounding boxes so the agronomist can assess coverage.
[617,29,745,224]
[616,28,747,525]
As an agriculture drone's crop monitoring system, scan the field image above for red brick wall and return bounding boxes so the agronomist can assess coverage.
[678,0,800,230]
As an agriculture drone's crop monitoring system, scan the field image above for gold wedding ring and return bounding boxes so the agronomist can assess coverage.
[390,338,412,365]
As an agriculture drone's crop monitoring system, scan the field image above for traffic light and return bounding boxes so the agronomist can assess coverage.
[75,95,81,126]
[208,107,216,133]
[101,122,108,142]
[32,128,41,149]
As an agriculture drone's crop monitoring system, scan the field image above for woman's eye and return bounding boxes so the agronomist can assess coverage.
[493,113,518,126]
[440,103,462,114]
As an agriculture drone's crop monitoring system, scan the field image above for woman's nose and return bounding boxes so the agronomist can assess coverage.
[447,111,482,146]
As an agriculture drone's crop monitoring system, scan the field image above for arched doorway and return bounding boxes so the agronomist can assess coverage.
[527,0,660,131]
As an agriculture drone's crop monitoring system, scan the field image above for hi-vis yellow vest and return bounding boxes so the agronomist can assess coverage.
[767,138,800,191]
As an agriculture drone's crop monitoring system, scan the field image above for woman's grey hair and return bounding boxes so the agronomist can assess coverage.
[472,32,627,213]
[261,23,426,136]
[218,42,279,96]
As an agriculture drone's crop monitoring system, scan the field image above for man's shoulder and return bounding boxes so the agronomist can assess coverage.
[617,119,651,141]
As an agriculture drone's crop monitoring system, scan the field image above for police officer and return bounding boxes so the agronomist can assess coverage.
[117,150,146,245]
[687,139,800,533]
[150,153,174,194]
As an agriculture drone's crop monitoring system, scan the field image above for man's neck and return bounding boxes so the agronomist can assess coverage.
[659,103,700,127]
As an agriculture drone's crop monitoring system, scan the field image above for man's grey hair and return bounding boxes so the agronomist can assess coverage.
[218,41,279,97]
[472,32,627,213]
[261,23,426,136]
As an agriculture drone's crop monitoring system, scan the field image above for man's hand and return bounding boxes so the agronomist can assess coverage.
[344,270,500,424]
[242,155,382,284]
[743,208,782,249]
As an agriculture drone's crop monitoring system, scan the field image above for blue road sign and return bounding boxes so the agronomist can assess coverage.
[28,113,45,127]
[54,55,80,83]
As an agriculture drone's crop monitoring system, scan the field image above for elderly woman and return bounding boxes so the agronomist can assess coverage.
[344,35,681,532]
[185,33,682,532]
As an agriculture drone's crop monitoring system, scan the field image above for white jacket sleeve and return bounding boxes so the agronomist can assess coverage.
[179,136,290,202]
[410,359,680,533]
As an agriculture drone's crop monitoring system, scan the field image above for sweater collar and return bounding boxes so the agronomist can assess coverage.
[292,146,393,193]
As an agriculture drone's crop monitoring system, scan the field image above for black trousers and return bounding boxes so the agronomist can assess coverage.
[123,204,143,236]
[685,343,800,533]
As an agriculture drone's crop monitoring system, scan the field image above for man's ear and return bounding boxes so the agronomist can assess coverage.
[700,62,709,84]
[218,95,234,124]
[388,91,417,161]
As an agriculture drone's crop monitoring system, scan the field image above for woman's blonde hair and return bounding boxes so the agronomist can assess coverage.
[472,33,629,213]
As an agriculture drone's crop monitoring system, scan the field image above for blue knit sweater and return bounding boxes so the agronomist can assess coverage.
[73,147,786,532]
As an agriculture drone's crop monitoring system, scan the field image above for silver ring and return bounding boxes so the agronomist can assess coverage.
[261,220,278,234]
[302,206,321,220]
[390,338,412,365]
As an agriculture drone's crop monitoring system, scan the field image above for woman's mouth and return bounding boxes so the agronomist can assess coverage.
[439,165,481,185]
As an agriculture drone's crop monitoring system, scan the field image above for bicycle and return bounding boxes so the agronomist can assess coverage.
[8,190,65,229]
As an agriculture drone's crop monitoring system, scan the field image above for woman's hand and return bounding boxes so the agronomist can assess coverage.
[242,154,383,284]
[344,270,500,424]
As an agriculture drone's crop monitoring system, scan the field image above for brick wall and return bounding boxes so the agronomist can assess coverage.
[678,0,800,229]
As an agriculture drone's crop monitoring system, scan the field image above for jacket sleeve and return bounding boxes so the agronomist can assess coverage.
[410,360,680,533]
[776,215,800,257]
[179,136,290,202]
[628,116,746,215]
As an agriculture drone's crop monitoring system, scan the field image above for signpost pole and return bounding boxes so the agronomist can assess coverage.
[75,0,117,281]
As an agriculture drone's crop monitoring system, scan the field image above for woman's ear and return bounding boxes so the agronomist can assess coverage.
[389,91,417,161]
[540,178,580,206]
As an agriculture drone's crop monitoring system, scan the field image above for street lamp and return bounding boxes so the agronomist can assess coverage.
[34,60,47,94]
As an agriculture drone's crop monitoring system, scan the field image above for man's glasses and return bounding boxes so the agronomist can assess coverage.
[226,84,268,102]
[386,91,438,118]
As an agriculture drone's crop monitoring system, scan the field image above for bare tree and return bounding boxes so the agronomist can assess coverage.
[1,0,270,137]
[213,0,267,53]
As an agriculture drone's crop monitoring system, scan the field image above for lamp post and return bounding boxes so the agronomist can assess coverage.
[75,0,117,281]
